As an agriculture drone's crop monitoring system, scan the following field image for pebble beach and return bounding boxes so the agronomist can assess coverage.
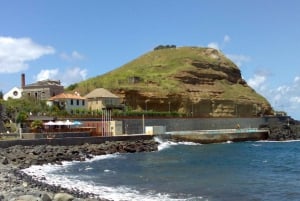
[0,139,158,201]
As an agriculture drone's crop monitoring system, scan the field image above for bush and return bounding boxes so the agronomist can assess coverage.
[154,45,176,51]
[30,120,43,132]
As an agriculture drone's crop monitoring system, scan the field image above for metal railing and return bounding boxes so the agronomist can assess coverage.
[166,128,269,135]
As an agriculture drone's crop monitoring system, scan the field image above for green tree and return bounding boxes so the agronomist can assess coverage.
[16,111,28,124]
[66,83,78,91]
[1,97,50,122]
[30,120,43,132]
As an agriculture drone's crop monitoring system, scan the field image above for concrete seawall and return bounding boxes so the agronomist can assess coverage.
[0,117,287,148]
[161,128,269,144]
[119,117,281,134]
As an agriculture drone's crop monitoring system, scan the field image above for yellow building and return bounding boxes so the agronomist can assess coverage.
[84,88,123,111]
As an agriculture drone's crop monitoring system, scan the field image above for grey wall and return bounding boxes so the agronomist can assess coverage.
[0,135,153,148]
[22,132,90,139]
[120,116,287,134]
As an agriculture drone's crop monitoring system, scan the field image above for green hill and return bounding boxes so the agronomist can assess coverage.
[71,46,273,117]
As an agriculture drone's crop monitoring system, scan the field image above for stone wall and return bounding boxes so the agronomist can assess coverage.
[0,135,153,148]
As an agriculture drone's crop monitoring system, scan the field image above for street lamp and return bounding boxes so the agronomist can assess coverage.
[145,100,149,112]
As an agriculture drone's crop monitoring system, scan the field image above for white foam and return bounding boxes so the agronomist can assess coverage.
[258,139,300,143]
[22,153,122,178]
[85,153,122,162]
[84,166,93,171]
[177,141,201,146]
[21,163,203,201]
[157,141,178,151]
[154,137,201,151]
[21,149,204,201]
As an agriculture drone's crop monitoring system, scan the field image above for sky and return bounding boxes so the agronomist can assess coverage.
[0,0,300,119]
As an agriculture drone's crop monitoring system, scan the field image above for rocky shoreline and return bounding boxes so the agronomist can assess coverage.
[1,124,300,201]
[262,118,300,141]
[0,139,158,201]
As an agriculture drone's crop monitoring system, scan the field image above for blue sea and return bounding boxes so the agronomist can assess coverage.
[23,139,300,201]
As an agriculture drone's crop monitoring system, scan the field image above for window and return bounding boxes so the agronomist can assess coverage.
[77,100,79,105]
[71,99,73,105]
[82,100,85,106]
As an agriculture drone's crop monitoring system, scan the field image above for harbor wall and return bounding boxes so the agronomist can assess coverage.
[120,117,281,134]
[164,129,269,144]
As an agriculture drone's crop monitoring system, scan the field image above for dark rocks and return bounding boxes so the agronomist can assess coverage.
[268,124,300,140]
[1,157,8,165]
[0,139,158,201]
[263,118,300,141]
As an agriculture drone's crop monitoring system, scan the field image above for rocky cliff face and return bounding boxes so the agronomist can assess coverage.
[79,46,273,117]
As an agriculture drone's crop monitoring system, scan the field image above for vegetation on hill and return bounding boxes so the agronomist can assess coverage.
[67,46,272,117]
[70,47,238,94]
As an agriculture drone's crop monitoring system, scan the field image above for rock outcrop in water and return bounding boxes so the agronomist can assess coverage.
[260,117,300,140]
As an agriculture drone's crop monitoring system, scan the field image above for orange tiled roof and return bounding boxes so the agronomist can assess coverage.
[49,93,86,100]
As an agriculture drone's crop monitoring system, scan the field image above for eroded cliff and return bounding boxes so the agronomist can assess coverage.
[76,46,273,117]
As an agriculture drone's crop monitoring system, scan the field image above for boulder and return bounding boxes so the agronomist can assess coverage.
[40,193,52,201]
[13,195,42,201]
[2,157,8,165]
[53,193,74,201]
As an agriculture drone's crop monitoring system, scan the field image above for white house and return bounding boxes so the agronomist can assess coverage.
[3,87,23,100]
[47,93,87,114]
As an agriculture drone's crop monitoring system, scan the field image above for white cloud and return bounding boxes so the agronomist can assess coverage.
[248,74,267,89]
[226,54,251,67]
[248,73,300,118]
[276,85,291,94]
[0,36,55,73]
[36,69,59,81]
[207,35,251,67]
[223,35,231,43]
[62,67,87,85]
[207,34,231,51]
[291,96,300,103]
[207,42,220,50]
[294,76,300,83]
[35,67,87,86]
[60,51,85,61]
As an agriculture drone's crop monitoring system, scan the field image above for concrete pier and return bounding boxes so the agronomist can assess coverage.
[163,128,269,144]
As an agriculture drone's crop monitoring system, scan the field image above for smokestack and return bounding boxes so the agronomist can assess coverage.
[21,73,25,88]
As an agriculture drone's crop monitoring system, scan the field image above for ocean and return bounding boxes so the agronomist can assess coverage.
[22,138,300,201]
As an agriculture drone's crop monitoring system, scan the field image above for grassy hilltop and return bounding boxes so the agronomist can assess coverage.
[71,46,272,117]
